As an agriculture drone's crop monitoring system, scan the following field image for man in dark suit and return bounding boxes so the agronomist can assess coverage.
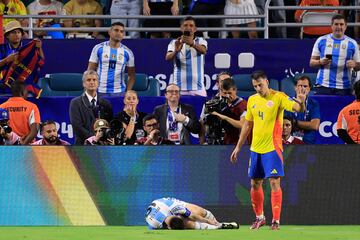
[69,70,113,145]
[153,84,200,145]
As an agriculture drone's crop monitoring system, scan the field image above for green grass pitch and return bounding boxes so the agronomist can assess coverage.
[0,226,359,240]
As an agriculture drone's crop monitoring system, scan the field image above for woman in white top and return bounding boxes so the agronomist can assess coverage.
[224,0,259,38]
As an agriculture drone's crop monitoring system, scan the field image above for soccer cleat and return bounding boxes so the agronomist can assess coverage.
[221,222,239,229]
[250,217,266,229]
[270,221,280,230]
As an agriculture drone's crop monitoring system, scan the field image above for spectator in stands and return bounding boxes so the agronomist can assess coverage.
[69,70,113,145]
[339,0,359,38]
[88,22,136,97]
[136,114,174,145]
[190,0,225,38]
[166,16,207,97]
[0,0,28,27]
[110,0,141,39]
[115,90,146,145]
[310,14,360,95]
[0,107,20,145]
[153,84,201,145]
[295,0,339,39]
[199,71,231,144]
[146,197,239,230]
[84,119,115,145]
[224,0,259,39]
[143,0,179,38]
[62,0,103,38]
[255,0,287,38]
[285,75,320,144]
[27,0,65,39]
[0,81,40,144]
[32,120,70,145]
[208,77,248,145]
[0,21,44,95]
[336,80,360,144]
[282,116,305,144]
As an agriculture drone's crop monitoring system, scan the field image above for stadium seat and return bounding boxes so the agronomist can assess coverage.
[125,73,160,96]
[280,77,296,96]
[233,74,280,98]
[40,73,161,97]
[269,78,280,91]
[39,73,84,96]
[232,74,255,98]
[300,12,336,39]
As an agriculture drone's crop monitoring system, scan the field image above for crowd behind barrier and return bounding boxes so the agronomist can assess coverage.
[0,38,358,145]
[3,1,360,39]
[0,95,354,144]
[22,38,332,93]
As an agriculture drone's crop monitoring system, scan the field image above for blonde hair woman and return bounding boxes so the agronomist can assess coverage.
[116,90,147,145]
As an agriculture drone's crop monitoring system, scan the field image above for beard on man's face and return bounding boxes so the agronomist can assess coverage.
[45,135,58,143]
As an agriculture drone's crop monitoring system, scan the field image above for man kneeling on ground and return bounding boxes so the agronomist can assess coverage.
[145,197,239,230]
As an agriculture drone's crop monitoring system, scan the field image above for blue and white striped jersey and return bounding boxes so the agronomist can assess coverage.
[311,34,360,89]
[89,41,135,93]
[145,198,191,229]
[167,37,207,91]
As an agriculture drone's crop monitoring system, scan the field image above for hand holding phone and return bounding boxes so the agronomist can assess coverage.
[325,54,332,60]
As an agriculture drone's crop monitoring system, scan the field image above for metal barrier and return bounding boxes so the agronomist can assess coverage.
[3,0,360,39]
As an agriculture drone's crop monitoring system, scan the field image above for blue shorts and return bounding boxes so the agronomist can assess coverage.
[248,150,284,179]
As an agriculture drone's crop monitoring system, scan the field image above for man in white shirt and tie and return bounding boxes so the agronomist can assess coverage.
[69,70,113,144]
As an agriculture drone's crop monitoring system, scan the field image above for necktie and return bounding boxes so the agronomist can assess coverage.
[91,98,96,109]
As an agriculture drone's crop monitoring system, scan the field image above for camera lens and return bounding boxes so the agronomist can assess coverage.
[3,125,12,134]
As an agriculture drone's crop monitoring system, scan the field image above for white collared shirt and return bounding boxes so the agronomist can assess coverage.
[85,92,97,106]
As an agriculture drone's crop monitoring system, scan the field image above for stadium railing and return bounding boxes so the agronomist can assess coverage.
[4,0,360,39]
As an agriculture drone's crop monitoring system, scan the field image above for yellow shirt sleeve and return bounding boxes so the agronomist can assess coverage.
[279,92,296,112]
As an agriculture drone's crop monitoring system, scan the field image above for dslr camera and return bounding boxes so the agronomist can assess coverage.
[0,122,12,145]
[203,96,228,145]
[0,123,12,135]
[99,119,125,145]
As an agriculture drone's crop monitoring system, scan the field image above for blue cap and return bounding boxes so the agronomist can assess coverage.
[0,108,9,121]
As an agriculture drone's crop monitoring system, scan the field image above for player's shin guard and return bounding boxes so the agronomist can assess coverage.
[271,188,282,222]
[194,222,220,230]
[251,187,264,217]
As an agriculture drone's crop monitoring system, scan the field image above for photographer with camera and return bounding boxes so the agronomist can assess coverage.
[337,80,360,144]
[204,77,248,145]
[136,114,174,145]
[199,71,231,144]
[85,119,116,145]
[0,108,20,145]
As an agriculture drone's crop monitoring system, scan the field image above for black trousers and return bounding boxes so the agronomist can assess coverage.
[190,2,225,38]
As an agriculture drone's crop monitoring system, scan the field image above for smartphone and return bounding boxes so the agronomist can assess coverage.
[325,54,332,60]
[183,31,190,36]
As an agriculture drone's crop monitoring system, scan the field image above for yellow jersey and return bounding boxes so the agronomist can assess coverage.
[0,0,27,25]
[246,90,295,154]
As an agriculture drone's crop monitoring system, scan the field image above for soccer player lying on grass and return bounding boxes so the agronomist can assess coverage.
[145,197,239,230]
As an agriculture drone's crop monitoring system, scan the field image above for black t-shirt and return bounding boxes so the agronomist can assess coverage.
[116,111,147,145]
